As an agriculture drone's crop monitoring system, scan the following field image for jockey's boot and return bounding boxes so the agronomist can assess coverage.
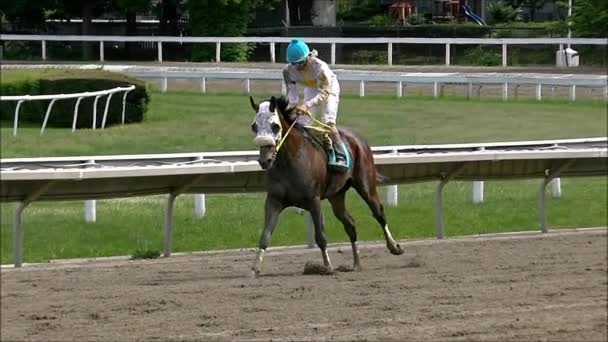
[327,124,349,173]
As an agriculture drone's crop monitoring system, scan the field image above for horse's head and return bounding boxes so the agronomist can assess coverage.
[250,96,293,169]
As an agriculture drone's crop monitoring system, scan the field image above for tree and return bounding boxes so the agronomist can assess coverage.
[0,0,55,31]
[510,0,547,21]
[572,0,608,37]
[188,0,278,62]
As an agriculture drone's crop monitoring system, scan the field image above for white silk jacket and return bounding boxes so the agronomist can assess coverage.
[283,55,341,108]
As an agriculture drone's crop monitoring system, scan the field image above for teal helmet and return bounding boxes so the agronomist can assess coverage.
[286,39,310,65]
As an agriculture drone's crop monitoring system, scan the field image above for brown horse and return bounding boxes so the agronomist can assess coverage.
[249,95,403,276]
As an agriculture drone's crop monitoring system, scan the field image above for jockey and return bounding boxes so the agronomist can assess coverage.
[283,39,348,173]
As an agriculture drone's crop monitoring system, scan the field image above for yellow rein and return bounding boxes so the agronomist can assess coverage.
[275,109,333,152]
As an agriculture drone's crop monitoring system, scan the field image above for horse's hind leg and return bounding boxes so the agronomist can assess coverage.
[353,179,404,255]
[251,196,284,277]
[310,196,334,272]
[328,191,362,271]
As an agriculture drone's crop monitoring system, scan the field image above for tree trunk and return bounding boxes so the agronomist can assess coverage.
[82,2,94,60]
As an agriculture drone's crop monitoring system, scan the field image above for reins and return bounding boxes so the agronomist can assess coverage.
[275,109,333,152]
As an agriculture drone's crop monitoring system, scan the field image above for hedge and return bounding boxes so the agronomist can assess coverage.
[0,69,149,129]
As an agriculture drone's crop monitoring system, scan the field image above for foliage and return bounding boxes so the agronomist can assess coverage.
[488,1,522,23]
[367,14,396,27]
[406,14,429,26]
[130,249,161,260]
[0,69,149,129]
[189,0,276,62]
[349,49,388,64]
[337,0,384,22]
[572,0,608,37]
[509,0,547,21]
[461,46,501,66]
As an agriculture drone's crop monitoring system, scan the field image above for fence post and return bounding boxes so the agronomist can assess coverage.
[550,178,562,198]
[244,78,251,94]
[216,41,221,63]
[161,77,168,93]
[445,43,450,66]
[85,200,96,223]
[92,95,102,129]
[84,158,97,223]
[101,93,114,129]
[194,194,206,218]
[387,43,393,66]
[40,99,58,135]
[502,83,508,101]
[157,42,163,62]
[270,41,276,63]
[200,77,206,93]
[99,41,104,62]
[387,149,399,207]
[13,100,25,136]
[467,82,473,100]
[433,82,440,98]
[536,84,542,101]
[473,181,484,204]
[569,85,576,102]
[359,81,365,97]
[42,40,47,60]
[604,85,608,103]
[331,43,336,65]
[502,43,507,67]
[397,81,403,98]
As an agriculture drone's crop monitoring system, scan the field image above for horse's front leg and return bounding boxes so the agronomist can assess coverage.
[251,196,284,277]
[310,196,334,272]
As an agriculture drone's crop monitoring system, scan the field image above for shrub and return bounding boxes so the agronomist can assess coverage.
[488,1,522,23]
[349,49,388,64]
[461,46,501,66]
[0,69,149,129]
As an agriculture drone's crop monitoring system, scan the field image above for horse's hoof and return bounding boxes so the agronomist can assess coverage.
[390,243,404,255]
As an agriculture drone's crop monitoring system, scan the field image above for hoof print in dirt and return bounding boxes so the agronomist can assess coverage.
[303,261,334,275]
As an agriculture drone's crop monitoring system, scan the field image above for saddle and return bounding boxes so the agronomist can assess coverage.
[300,119,353,172]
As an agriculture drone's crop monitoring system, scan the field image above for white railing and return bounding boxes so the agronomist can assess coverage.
[2,138,606,267]
[1,34,606,66]
[0,85,135,136]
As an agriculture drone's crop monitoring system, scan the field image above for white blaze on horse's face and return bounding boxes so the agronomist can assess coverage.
[252,101,282,147]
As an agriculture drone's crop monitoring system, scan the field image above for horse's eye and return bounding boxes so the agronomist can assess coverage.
[251,122,258,133]
[271,123,280,134]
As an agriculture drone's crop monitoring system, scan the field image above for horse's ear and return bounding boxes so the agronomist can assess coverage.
[269,96,277,113]
[249,96,259,112]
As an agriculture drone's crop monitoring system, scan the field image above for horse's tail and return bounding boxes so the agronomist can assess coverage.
[376,171,390,184]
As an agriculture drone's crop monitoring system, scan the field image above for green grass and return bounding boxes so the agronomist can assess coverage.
[1,91,607,264]
[1,92,606,157]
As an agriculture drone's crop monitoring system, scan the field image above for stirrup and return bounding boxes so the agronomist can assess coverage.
[328,146,350,173]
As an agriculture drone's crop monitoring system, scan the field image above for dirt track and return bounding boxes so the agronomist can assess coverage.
[1,229,607,342]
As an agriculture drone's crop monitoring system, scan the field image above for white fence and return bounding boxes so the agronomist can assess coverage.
[2,138,606,267]
[1,34,606,66]
[0,85,135,136]
[123,67,607,102]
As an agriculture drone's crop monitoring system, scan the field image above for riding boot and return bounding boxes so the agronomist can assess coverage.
[327,124,349,173]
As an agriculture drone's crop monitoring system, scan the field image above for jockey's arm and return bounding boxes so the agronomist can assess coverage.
[304,68,331,108]
[282,69,299,105]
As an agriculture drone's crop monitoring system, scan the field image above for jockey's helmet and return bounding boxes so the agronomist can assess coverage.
[286,39,310,65]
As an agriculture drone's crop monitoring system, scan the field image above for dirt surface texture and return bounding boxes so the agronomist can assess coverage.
[2,229,607,342]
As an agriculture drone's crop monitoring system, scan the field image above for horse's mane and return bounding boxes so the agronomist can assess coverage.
[273,96,295,124]
[271,95,326,151]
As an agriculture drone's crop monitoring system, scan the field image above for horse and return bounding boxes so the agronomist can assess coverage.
[249,95,404,276]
